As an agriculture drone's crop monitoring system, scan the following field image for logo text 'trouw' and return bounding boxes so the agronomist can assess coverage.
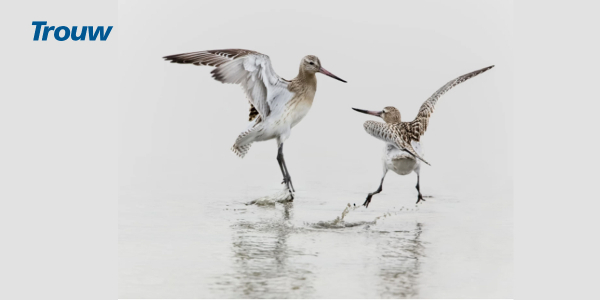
[32,21,113,41]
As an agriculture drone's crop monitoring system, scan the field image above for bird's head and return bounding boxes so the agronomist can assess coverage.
[301,55,346,83]
[352,106,401,124]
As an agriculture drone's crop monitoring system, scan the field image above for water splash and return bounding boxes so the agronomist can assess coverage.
[247,188,293,206]
[373,205,420,220]
[308,203,422,229]
[308,204,370,229]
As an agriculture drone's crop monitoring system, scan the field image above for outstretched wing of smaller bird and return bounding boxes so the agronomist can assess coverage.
[163,49,291,120]
[363,120,430,165]
[407,65,494,140]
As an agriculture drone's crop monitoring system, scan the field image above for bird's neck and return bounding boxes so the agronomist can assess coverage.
[288,69,317,100]
[296,68,317,90]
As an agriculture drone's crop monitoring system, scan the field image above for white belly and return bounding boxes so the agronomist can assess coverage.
[383,143,422,175]
[388,156,418,175]
[252,101,312,142]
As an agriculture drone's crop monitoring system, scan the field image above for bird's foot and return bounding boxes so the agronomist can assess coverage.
[281,178,295,198]
[286,183,295,195]
[416,194,426,204]
[363,196,372,208]
[281,176,295,193]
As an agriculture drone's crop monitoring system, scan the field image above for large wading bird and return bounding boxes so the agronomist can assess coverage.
[353,65,494,208]
[163,49,346,198]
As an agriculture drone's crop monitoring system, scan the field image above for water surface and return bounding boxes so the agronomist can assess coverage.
[119,170,512,298]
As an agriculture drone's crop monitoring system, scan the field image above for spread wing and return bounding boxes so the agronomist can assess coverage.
[408,65,494,139]
[163,49,291,120]
[363,120,430,165]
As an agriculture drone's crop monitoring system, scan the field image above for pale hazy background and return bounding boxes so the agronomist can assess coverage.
[119,0,513,298]
[119,0,512,194]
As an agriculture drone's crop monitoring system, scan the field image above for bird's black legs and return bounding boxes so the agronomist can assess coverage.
[277,143,295,195]
[364,172,387,208]
[415,173,425,204]
[281,156,295,193]
[276,144,287,185]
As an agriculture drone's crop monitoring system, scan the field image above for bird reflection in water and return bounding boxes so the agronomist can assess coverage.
[216,203,315,298]
[376,222,425,298]
[214,202,425,298]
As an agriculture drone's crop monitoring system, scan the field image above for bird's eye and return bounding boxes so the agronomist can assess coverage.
[309,62,314,65]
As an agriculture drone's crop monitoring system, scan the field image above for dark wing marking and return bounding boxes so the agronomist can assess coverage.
[163,49,259,67]
[363,120,430,165]
[408,65,494,139]
[163,49,288,120]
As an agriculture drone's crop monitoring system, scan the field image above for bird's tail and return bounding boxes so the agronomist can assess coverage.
[405,149,430,166]
[231,121,260,158]
[402,140,430,166]
[231,143,252,158]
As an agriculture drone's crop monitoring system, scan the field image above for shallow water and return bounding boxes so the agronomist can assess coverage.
[119,165,512,299]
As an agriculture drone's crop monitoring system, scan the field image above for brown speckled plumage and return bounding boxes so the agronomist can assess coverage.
[362,65,494,166]
[408,65,494,138]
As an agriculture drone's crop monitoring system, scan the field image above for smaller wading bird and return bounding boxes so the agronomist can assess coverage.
[353,65,494,208]
[163,49,346,199]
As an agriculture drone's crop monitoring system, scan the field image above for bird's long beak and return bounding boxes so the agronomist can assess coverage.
[352,108,382,117]
[319,67,347,83]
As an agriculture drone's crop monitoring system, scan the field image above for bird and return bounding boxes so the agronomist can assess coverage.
[163,49,346,198]
[352,65,494,208]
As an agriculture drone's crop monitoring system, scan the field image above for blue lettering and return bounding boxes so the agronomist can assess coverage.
[32,21,47,41]
[54,26,70,41]
[32,22,113,41]
[42,26,55,41]
[88,26,113,41]
[70,26,87,41]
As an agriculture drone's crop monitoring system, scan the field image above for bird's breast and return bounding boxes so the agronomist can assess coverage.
[283,92,315,128]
